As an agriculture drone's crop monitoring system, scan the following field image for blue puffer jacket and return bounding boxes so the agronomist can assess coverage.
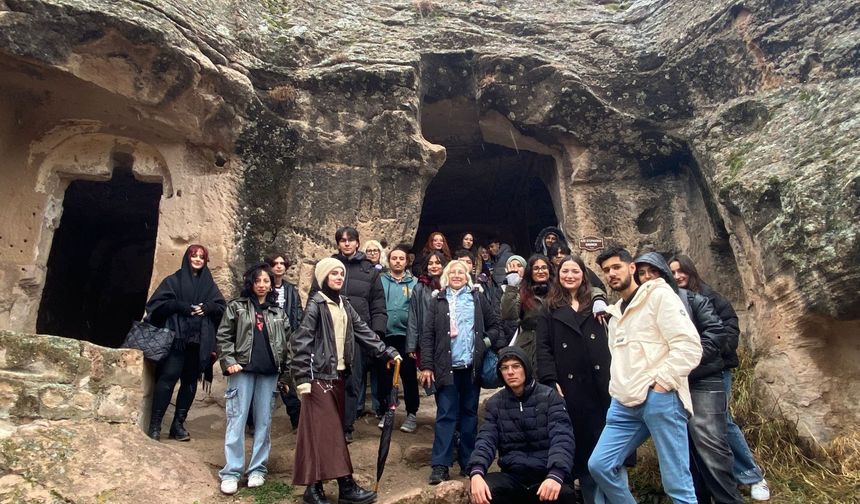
[468,346,575,485]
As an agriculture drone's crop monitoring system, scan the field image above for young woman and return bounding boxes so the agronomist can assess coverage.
[412,231,452,276]
[420,260,500,485]
[406,251,448,364]
[536,255,612,504]
[291,258,401,504]
[145,244,225,441]
[500,255,554,370]
[216,263,290,495]
[459,232,477,254]
[669,255,769,501]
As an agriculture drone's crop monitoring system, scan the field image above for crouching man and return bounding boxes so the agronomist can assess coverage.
[467,346,577,504]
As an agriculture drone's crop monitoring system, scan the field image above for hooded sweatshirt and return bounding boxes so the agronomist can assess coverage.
[604,253,702,415]
[468,346,575,485]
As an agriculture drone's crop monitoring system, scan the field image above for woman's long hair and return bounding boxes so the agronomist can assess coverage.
[240,262,278,305]
[439,260,474,291]
[421,231,452,260]
[419,250,448,290]
[668,254,703,292]
[520,254,553,312]
[545,255,592,312]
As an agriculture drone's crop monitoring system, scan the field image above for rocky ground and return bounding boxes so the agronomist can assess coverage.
[1,375,483,504]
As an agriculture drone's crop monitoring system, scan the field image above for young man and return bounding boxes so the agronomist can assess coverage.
[309,226,388,443]
[267,253,303,430]
[487,238,514,287]
[637,252,743,504]
[378,244,420,433]
[588,246,702,504]
[467,346,576,504]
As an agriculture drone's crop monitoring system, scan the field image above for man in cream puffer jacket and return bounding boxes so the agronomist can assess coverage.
[587,246,703,504]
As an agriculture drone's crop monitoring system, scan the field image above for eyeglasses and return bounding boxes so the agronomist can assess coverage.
[499,363,523,372]
[366,249,379,254]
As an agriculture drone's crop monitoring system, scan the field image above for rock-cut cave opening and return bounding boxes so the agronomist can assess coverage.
[36,157,162,348]
[414,96,559,254]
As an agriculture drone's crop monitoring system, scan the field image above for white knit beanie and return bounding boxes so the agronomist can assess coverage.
[315,257,346,287]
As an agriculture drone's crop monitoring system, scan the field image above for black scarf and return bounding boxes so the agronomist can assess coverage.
[321,283,341,302]
[145,247,225,384]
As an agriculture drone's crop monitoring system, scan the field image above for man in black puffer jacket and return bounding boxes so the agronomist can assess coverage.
[635,252,743,504]
[309,226,388,442]
[467,346,576,504]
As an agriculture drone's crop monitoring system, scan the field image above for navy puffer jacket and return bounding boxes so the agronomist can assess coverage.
[468,346,575,485]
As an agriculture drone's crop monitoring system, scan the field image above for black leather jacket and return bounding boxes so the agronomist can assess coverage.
[291,292,399,386]
[679,288,727,381]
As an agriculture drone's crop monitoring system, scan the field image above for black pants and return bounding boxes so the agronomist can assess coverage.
[376,335,419,415]
[482,472,578,504]
[689,377,744,504]
[343,345,364,433]
[152,343,200,416]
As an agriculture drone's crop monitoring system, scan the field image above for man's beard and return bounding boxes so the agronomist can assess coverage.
[613,273,632,292]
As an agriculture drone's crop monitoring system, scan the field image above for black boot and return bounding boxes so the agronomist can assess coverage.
[337,475,377,504]
[169,408,191,441]
[302,481,331,504]
[147,407,165,441]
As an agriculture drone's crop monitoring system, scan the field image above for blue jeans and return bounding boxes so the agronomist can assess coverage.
[431,368,480,469]
[219,372,278,482]
[723,370,764,484]
[588,389,697,504]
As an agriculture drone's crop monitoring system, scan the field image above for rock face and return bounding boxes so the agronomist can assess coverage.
[0,0,857,446]
[0,331,144,427]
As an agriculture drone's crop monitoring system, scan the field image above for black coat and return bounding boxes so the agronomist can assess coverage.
[291,293,398,385]
[468,346,574,484]
[536,305,611,476]
[309,252,387,335]
[700,284,740,369]
[679,288,727,381]
[419,287,500,387]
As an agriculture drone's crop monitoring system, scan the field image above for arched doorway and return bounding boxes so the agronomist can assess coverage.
[36,155,162,347]
[414,96,560,254]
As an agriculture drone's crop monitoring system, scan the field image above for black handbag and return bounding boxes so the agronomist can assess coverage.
[121,320,175,362]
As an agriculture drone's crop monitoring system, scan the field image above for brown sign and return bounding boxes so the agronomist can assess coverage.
[579,236,605,252]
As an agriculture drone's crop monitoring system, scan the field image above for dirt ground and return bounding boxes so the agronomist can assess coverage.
[181,374,488,503]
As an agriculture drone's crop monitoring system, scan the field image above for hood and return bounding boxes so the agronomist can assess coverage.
[534,226,569,254]
[384,270,414,283]
[634,252,678,292]
[496,243,513,257]
[496,346,534,391]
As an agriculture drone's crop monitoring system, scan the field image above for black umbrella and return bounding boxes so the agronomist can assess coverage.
[374,358,402,493]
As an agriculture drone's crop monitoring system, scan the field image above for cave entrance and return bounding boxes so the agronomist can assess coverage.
[36,158,162,348]
[415,97,559,255]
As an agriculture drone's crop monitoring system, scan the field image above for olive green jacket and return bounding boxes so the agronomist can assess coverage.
[216,297,291,380]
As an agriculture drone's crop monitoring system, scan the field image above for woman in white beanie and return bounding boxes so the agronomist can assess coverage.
[291,257,401,504]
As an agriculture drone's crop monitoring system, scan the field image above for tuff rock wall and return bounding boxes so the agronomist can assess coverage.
[0,0,857,443]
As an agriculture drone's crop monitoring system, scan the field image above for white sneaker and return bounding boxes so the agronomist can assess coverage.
[220,479,238,495]
[248,473,265,488]
[750,478,770,501]
[377,417,385,429]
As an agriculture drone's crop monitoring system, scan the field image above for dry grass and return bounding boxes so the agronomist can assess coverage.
[628,349,860,503]
[479,73,497,89]
[268,84,298,103]
[414,0,434,17]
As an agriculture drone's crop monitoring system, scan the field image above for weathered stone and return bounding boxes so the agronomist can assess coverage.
[0,0,856,446]
[434,480,468,504]
[403,443,433,468]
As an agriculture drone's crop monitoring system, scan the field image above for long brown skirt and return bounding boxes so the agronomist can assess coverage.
[292,379,353,485]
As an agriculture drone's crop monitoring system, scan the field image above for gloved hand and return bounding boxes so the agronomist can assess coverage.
[505,272,521,287]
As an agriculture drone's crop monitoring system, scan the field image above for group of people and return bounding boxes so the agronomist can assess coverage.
[141,224,770,504]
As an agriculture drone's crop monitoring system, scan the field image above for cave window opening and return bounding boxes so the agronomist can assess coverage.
[414,142,559,255]
[36,156,162,348]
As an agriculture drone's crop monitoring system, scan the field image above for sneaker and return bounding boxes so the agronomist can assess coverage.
[220,479,238,495]
[377,417,385,429]
[400,413,417,433]
[345,431,354,444]
[248,473,265,488]
[428,465,449,485]
[751,479,770,501]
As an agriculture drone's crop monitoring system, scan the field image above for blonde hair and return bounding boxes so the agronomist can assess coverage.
[361,239,387,268]
[439,260,474,291]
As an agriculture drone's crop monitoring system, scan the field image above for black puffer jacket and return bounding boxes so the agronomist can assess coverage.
[634,252,726,381]
[468,346,574,485]
[699,284,741,369]
[419,286,500,387]
[309,251,387,334]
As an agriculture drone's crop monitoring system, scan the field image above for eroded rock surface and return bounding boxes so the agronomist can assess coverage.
[0,0,857,447]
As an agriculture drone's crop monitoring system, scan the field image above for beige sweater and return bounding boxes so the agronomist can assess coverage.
[297,293,348,395]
